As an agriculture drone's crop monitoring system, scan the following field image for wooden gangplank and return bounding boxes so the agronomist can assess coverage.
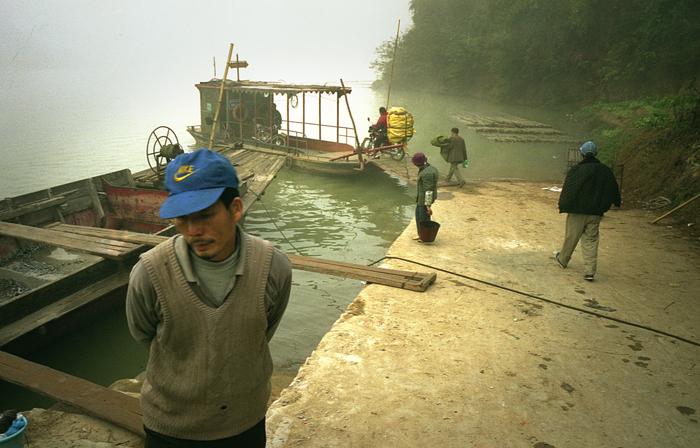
[286,254,435,292]
[369,156,418,185]
[0,350,145,437]
[328,143,405,161]
[130,145,288,214]
[369,157,460,188]
[50,223,437,292]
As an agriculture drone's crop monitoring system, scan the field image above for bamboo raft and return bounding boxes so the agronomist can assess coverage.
[450,112,580,144]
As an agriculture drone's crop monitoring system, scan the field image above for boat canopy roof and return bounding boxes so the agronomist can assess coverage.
[196,79,351,96]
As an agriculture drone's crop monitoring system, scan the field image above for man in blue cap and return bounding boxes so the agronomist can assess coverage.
[126,148,292,447]
[556,142,621,281]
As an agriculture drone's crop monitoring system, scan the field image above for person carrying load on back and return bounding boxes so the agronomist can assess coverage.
[444,127,468,188]
[372,107,389,148]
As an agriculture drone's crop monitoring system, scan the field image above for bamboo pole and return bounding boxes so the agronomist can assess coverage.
[386,20,400,109]
[340,79,362,169]
[651,193,700,224]
[208,43,234,150]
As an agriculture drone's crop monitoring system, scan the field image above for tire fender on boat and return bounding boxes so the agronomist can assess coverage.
[232,104,249,121]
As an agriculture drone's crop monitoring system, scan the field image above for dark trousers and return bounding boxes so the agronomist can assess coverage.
[415,205,431,236]
[144,419,266,448]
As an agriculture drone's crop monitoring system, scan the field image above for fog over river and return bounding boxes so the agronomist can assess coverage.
[1,1,583,409]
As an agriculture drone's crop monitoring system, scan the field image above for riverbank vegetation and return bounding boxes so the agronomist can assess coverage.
[582,95,700,230]
[371,0,700,230]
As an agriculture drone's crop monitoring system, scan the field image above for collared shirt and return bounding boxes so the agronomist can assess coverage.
[126,225,292,348]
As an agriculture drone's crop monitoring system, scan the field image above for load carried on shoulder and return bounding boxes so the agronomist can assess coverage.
[387,107,416,143]
[431,134,451,161]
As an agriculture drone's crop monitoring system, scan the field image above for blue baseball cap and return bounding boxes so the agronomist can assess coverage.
[159,149,239,219]
[580,141,598,156]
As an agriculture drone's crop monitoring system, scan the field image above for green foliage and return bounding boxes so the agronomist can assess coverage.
[374,0,700,105]
[632,95,699,129]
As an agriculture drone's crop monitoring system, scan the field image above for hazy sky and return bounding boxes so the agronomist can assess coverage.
[1,0,413,85]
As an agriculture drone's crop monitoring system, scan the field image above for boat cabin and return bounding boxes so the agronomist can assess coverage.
[187,80,356,154]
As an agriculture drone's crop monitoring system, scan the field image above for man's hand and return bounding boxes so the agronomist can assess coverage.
[427,205,433,215]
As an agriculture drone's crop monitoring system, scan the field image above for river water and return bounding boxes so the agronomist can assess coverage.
[0,72,581,410]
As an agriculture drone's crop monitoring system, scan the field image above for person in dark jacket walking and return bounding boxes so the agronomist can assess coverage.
[412,152,439,242]
[444,127,468,187]
[556,141,621,281]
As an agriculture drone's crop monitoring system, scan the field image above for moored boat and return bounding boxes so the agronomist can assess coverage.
[0,139,286,355]
[186,78,373,173]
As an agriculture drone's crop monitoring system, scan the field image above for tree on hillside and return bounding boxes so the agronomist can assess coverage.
[372,0,700,105]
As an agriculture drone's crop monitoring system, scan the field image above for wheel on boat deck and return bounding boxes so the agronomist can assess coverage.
[146,126,182,176]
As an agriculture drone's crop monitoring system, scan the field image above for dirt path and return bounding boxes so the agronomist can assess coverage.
[266,181,700,448]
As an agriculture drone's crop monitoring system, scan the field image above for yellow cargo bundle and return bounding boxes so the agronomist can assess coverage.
[387,107,416,143]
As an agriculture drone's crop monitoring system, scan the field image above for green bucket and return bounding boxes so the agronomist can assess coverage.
[0,415,27,448]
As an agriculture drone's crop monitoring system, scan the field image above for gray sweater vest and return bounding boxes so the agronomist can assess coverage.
[140,233,274,440]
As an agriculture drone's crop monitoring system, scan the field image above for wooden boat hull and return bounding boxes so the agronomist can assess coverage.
[187,127,363,174]
[0,146,285,354]
[0,169,167,354]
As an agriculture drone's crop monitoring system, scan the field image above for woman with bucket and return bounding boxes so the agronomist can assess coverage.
[412,152,440,243]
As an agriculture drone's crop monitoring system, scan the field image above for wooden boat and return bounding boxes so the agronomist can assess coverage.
[0,141,287,355]
[186,78,373,173]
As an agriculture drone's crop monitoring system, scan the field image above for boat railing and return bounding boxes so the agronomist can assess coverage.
[283,120,357,146]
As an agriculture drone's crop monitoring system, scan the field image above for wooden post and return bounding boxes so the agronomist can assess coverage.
[236,54,240,82]
[86,179,106,227]
[340,79,362,169]
[47,188,66,223]
[209,43,234,150]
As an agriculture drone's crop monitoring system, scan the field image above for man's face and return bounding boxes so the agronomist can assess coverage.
[172,198,243,262]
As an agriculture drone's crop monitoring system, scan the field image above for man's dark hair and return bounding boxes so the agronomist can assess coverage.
[219,187,240,209]
[452,127,459,134]
[379,107,387,114]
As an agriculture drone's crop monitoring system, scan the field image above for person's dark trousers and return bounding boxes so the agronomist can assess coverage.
[415,205,431,236]
[144,419,266,448]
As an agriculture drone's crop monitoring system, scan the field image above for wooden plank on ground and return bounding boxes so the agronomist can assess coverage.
[286,254,436,292]
[47,225,438,292]
[0,350,145,437]
[0,221,143,260]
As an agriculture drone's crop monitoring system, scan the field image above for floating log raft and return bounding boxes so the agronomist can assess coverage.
[450,113,580,144]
